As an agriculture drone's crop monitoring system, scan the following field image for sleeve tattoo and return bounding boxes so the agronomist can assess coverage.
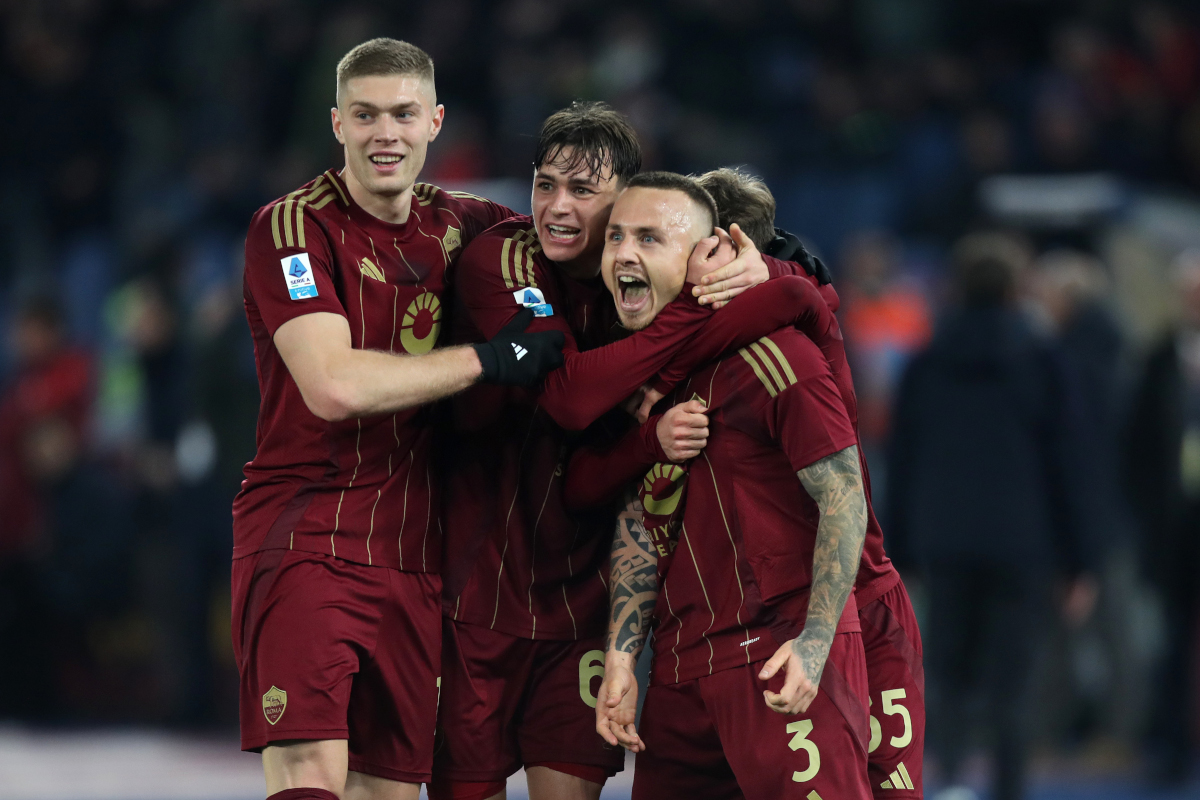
[792,444,868,684]
[606,489,660,660]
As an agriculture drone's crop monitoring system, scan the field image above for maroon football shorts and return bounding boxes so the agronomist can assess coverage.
[232,549,442,784]
[632,631,872,800]
[860,579,925,798]
[432,618,625,785]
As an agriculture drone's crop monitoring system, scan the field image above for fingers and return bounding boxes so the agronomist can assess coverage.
[729,223,757,253]
[637,387,666,423]
[759,647,789,681]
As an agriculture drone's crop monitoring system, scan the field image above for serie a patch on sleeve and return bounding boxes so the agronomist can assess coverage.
[512,287,553,317]
[281,253,318,300]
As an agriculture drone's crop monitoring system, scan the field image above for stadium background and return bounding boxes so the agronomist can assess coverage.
[2,0,1199,798]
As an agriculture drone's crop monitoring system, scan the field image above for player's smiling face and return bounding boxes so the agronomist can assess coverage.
[332,73,444,206]
[531,148,621,273]
[602,187,708,331]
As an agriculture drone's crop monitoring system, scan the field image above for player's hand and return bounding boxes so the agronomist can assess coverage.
[656,400,708,462]
[473,308,565,387]
[759,632,828,715]
[694,224,769,309]
[622,385,649,417]
[686,227,737,288]
[597,653,644,751]
[636,386,666,424]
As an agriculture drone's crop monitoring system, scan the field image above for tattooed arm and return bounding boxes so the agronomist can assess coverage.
[760,444,868,715]
[596,490,659,751]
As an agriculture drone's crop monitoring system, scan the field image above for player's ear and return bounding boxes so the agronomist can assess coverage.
[428,104,445,142]
[331,107,345,145]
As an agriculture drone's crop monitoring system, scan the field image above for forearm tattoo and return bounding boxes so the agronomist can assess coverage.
[607,490,659,659]
[793,445,868,684]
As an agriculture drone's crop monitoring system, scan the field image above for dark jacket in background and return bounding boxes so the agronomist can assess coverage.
[886,306,1093,576]
[1121,332,1200,778]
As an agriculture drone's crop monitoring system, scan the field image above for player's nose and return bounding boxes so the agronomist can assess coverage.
[374,114,402,142]
[548,186,572,215]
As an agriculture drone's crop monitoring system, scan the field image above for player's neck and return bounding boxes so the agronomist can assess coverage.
[340,167,413,225]
[554,251,602,283]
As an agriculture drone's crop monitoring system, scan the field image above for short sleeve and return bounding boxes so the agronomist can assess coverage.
[454,225,580,349]
[243,203,345,337]
[757,335,858,472]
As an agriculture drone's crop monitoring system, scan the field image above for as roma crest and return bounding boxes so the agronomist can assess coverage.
[263,685,287,725]
[443,226,462,256]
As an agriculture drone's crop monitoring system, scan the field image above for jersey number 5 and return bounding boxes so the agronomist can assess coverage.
[868,688,913,753]
[786,719,820,782]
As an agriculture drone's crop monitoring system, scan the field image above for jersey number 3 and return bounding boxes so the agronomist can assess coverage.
[787,719,820,782]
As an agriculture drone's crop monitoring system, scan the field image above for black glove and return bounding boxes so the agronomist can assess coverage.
[473,307,566,386]
[766,227,833,286]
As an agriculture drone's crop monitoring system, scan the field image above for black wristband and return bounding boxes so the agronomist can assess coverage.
[472,342,499,382]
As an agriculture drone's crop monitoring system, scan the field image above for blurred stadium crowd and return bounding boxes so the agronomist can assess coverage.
[3,0,1200,794]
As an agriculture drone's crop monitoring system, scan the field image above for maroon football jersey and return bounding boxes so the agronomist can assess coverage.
[441,216,728,640]
[644,327,862,687]
[648,267,898,609]
[233,170,512,571]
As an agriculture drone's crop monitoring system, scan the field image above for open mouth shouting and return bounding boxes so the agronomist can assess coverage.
[616,270,652,315]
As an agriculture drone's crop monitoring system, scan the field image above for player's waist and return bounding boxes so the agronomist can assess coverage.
[649,624,782,686]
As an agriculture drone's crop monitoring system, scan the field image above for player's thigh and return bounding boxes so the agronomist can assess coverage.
[263,738,348,795]
[518,637,625,778]
[525,765,602,800]
[345,769,422,800]
[345,570,443,785]
[235,550,383,752]
[631,681,741,800]
[703,635,873,800]
[861,583,925,798]
[433,619,533,783]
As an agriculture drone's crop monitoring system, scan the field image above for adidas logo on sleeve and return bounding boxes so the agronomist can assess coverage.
[512,343,528,361]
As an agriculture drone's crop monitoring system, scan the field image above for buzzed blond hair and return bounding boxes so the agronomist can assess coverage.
[336,38,435,104]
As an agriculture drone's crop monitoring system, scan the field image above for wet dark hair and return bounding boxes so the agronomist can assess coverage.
[534,101,642,184]
[624,171,718,233]
[697,167,776,250]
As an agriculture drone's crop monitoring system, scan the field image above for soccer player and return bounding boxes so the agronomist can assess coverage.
[650,167,926,798]
[433,103,832,800]
[592,173,874,799]
[232,39,565,800]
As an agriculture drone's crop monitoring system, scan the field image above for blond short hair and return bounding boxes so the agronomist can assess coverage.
[336,38,435,104]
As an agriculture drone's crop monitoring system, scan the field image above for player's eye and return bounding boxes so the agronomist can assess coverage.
[608,231,622,242]
[356,112,371,121]
[573,187,593,196]
[397,112,414,120]
[641,234,656,244]
[537,182,553,192]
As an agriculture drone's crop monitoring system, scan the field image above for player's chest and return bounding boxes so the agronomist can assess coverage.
[329,227,457,355]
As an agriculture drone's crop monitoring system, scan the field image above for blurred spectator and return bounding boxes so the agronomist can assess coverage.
[1122,249,1200,784]
[887,233,1095,800]
[839,232,932,460]
[0,295,92,558]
